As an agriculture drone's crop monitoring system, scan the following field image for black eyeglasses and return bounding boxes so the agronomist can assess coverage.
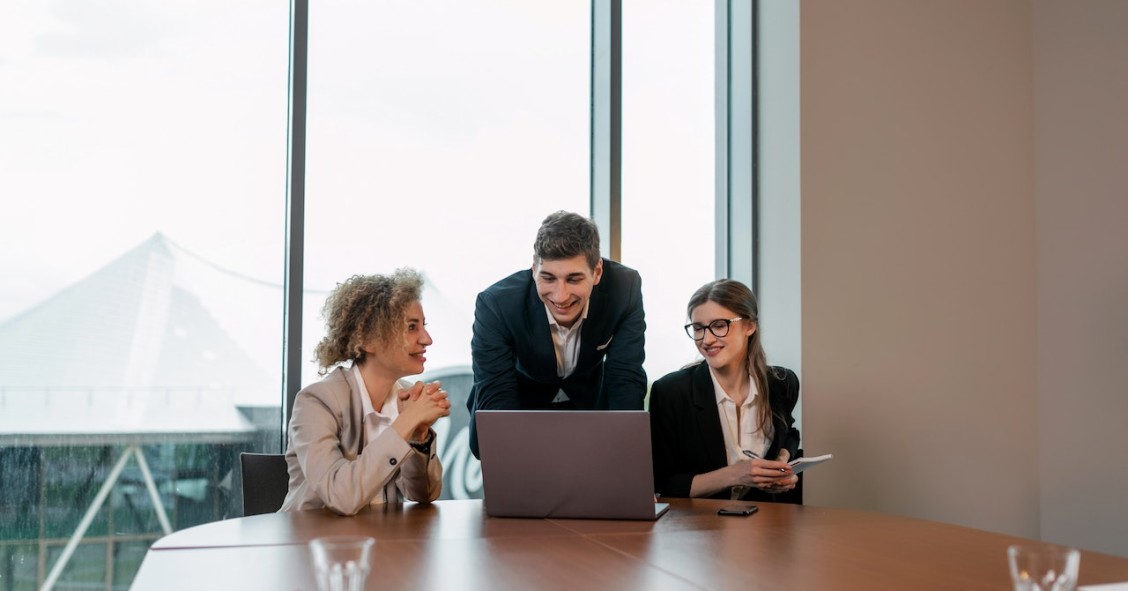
[684,317,744,341]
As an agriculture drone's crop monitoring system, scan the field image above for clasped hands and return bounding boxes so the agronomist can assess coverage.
[396,381,451,441]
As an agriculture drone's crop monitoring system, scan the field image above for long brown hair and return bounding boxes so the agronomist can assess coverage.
[687,279,774,436]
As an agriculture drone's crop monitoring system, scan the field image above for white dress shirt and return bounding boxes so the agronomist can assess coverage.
[709,368,772,465]
[353,363,404,505]
[545,302,589,403]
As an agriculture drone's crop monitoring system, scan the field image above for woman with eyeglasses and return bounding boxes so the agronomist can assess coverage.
[649,279,800,501]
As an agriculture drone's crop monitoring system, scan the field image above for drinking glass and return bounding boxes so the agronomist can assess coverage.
[1008,544,1081,591]
[309,536,375,591]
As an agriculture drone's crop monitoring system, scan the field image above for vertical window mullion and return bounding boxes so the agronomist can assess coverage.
[591,0,622,260]
[716,0,757,290]
[282,0,309,444]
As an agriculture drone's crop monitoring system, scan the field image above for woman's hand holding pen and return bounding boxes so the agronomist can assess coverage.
[738,450,797,493]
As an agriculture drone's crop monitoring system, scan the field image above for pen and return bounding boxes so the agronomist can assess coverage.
[743,449,787,473]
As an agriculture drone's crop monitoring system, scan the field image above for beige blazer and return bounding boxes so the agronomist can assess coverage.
[279,366,442,515]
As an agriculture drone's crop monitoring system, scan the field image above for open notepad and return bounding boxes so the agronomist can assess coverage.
[790,454,834,474]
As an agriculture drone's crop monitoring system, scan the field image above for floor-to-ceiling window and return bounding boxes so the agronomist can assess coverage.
[1,1,762,587]
[621,0,716,382]
[0,2,289,588]
[301,0,590,499]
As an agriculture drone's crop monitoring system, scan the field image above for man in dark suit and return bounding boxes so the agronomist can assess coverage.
[466,211,647,458]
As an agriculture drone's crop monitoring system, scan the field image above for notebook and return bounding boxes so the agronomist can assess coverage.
[475,410,670,520]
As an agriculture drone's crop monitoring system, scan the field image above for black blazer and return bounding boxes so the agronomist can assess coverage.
[649,361,801,501]
[466,258,647,458]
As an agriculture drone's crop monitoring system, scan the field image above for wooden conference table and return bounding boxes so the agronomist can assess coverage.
[133,499,1128,590]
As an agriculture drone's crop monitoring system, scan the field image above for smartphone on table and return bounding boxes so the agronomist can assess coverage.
[717,504,759,516]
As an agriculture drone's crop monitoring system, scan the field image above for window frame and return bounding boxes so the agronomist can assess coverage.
[280,0,764,446]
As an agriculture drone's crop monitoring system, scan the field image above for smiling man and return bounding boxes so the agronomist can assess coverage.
[466,211,647,458]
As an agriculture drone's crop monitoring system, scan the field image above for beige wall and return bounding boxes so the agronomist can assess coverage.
[1033,0,1128,556]
[799,0,1128,556]
[800,0,1041,538]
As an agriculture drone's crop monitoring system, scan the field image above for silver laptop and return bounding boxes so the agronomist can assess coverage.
[475,410,670,520]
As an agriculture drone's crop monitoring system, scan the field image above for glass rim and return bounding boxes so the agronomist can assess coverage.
[1007,543,1080,556]
[309,535,376,548]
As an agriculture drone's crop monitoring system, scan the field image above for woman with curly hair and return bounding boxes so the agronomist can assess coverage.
[280,269,450,514]
[649,279,801,502]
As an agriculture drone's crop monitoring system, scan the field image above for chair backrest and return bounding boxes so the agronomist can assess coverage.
[240,452,289,516]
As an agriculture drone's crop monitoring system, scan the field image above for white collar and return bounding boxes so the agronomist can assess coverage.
[708,366,757,407]
[353,362,400,416]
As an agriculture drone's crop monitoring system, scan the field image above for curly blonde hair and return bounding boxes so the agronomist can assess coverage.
[313,268,424,374]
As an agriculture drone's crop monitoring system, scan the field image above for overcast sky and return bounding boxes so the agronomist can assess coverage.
[0,0,717,395]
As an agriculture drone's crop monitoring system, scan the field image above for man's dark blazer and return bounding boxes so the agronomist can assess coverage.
[466,258,647,458]
[649,361,801,502]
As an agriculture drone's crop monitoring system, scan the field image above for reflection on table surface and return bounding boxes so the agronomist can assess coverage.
[135,499,1128,591]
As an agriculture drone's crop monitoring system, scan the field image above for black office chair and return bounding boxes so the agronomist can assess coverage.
[240,452,290,516]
